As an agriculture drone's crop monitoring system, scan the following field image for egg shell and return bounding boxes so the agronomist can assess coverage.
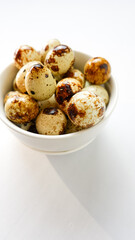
[82,85,109,105]
[16,122,33,131]
[55,78,82,113]
[65,119,83,134]
[38,94,58,111]
[4,91,39,124]
[45,45,74,76]
[25,62,56,101]
[15,61,41,93]
[64,68,85,87]
[40,39,60,64]
[14,45,41,69]
[4,91,18,104]
[84,57,111,85]
[67,91,106,128]
[36,107,67,135]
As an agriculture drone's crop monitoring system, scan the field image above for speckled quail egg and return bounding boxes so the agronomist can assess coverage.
[4,91,17,104]
[38,94,58,111]
[4,91,39,124]
[45,45,74,78]
[82,85,109,105]
[84,57,111,85]
[67,91,106,128]
[40,39,60,64]
[14,45,41,69]
[16,122,33,131]
[36,107,67,135]
[64,68,85,88]
[65,119,83,134]
[25,62,56,101]
[55,78,82,113]
[15,61,41,93]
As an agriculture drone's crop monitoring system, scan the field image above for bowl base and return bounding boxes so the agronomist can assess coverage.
[22,137,96,155]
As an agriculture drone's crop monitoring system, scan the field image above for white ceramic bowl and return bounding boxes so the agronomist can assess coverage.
[0,51,118,155]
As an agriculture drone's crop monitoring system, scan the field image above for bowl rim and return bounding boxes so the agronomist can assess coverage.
[0,51,118,139]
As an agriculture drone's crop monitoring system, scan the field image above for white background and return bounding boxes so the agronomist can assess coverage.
[0,0,135,239]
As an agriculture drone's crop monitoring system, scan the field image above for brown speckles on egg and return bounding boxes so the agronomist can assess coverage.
[82,85,109,105]
[43,107,58,115]
[45,44,74,76]
[25,64,56,100]
[66,71,74,78]
[65,119,83,134]
[15,61,41,94]
[55,78,82,113]
[65,69,85,87]
[46,57,56,64]
[99,63,108,73]
[67,91,106,128]
[57,83,74,104]
[45,44,49,51]
[37,94,58,111]
[84,57,111,85]
[30,63,44,72]
[41,39,61,64]
[36,108,67,135]
[51,65,59,71]
[14,45,41,69]
[98,107,105,117]
[4,92,39,124]
[14,48,23,65]
[67,103,78,121]
[68,103,86,121]
[52,45,70,57]
[4,91,18,104]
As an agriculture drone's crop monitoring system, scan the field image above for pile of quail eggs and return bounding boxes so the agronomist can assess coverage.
[4,39,111,135]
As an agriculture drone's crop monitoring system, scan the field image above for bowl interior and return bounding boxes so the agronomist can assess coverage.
[0,51,118,140]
